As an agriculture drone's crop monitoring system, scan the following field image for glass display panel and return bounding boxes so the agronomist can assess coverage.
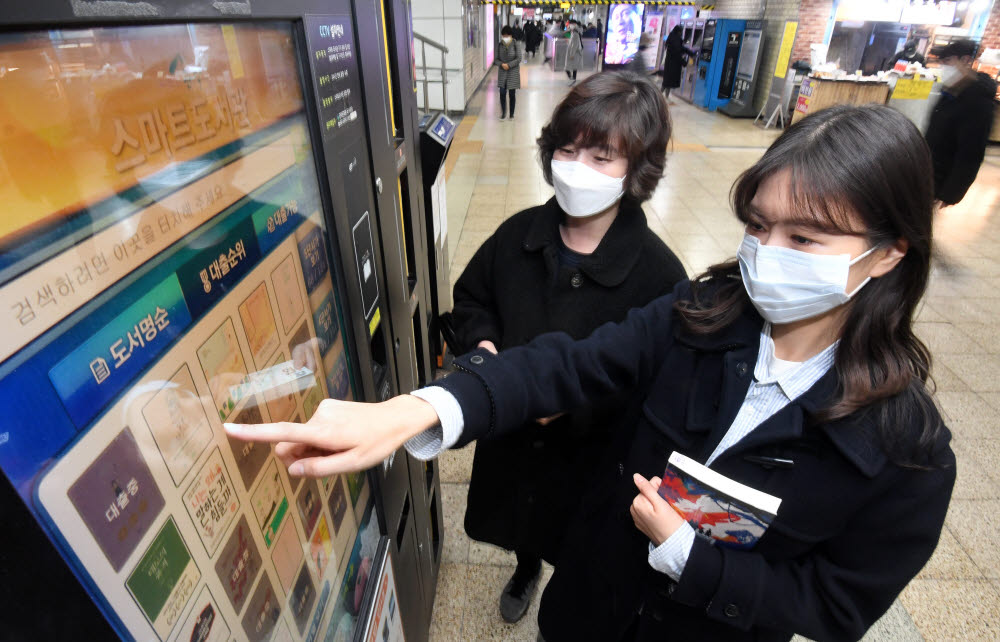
[736,29,762,79]
[0,22,372,641]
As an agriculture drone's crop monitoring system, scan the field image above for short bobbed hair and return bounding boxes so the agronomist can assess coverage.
[537,71,671,202]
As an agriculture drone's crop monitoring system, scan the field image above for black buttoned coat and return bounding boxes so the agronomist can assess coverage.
[450,197,686,562]
[436,280,956,641]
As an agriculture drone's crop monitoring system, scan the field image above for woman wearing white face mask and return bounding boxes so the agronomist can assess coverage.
[442,70,685,624]
[226,104,955,641]
[496,26,521,121]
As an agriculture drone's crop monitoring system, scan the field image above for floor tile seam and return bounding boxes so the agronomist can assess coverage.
[446,562,470,639]
[466,560,518,568]
[927,523,989,580]
[907,576,1000,588]
[955,450,1000,488]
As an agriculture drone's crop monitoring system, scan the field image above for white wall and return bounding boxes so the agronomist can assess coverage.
[411,0,490,112]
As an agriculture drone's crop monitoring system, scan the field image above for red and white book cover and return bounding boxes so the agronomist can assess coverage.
[657,451,782,550]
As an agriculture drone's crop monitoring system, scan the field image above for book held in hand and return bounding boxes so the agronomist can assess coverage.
[657,451,782,550]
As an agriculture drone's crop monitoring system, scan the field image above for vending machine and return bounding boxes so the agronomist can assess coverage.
[0,1,441,641]
[692,18,747,111]
[721,21,766,118]
[677,19,705,103]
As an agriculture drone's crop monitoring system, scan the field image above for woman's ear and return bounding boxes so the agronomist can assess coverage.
[869,238,909,278]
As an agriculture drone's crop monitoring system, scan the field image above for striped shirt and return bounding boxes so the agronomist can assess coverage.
[647,323,837,581]
[405,323,838,581]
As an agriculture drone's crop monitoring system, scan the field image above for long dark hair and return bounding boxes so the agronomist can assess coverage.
[676,105,941,466]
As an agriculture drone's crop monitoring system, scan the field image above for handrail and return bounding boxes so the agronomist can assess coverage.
[413,32,448,54]
[413,31,450,114]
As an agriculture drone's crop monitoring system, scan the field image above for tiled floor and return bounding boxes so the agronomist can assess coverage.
[430,56,1000,641]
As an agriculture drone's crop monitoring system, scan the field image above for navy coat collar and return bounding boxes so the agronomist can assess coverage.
[522,196,648,288]
[671,295,889,478]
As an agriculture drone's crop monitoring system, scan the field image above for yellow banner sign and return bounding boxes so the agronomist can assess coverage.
[893,77,934,101]
[774,22,798,79]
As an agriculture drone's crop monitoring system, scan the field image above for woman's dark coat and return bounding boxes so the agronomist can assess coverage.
[451,197,686,562]
[663,29,687,89]
[436,281,956,641]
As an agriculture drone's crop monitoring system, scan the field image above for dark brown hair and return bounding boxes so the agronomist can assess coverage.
[676,104,941,465]
[537,70,671,202]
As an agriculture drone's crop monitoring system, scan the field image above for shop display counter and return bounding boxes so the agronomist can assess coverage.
[791,77,891,124]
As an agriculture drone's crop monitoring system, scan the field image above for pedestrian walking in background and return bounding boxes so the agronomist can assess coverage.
[512,18,525,60]
[496,26,521,121]
[565,20,583,85]
[544,19,561,64]
[524,20,538,59]
[662,25,693,102]
[925,39,997,206]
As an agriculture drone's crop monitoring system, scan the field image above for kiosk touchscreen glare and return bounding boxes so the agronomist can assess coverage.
[693,18,747,111]
[721,21,766,118]
[0,2,441,641]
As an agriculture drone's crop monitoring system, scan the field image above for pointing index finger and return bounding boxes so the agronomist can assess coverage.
[224,420,312,444]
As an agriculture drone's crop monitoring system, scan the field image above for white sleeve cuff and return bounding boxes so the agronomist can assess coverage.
[647,521,697,582]
[404,387,465,460]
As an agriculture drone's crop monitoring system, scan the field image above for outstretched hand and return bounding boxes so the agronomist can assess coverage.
[224,395,440,477]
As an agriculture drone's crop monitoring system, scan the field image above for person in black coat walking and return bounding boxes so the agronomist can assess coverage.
[512,18,524,44]
[925,39,997,206]
[227,105,955,641]
[451,70,685,624]
[524,20,538,58]
[662,25,694,101]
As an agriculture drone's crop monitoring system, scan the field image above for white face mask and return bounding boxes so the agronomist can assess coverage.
[502,36,512,45]
[550,159,626,218]
[737,234,878,324]
[939,64,962,87]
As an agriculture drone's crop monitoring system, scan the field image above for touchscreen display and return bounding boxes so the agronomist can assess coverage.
[0,22,374,641]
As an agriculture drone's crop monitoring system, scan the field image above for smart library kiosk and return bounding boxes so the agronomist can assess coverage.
[0,1,442,640]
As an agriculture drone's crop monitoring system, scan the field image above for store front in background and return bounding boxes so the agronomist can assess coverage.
[827,0,991,75]
[789,0,998,131]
